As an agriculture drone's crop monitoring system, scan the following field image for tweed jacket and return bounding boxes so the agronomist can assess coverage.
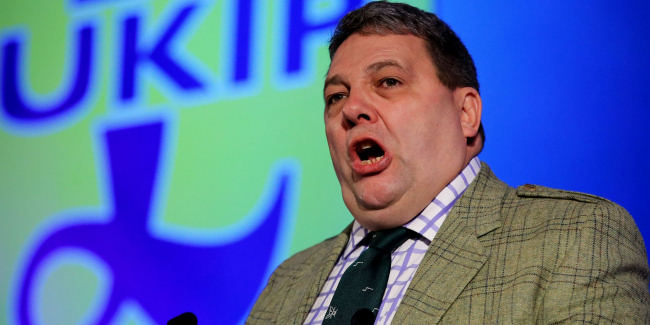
[247,163,650,324]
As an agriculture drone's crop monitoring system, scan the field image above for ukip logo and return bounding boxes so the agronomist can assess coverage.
[13,111,299,324]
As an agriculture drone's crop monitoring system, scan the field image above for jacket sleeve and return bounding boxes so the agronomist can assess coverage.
[540,200,650,324]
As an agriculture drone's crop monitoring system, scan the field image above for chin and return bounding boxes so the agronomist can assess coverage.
[352,210,407,231]
[353,183,401,210]
[341,190,407,230]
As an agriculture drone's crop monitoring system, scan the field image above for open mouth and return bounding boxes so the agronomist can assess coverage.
[355,140,385,165]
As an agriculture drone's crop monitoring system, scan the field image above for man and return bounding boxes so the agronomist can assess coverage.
[247,2,650,324]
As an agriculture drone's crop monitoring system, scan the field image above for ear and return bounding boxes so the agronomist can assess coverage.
[454,87,482,138]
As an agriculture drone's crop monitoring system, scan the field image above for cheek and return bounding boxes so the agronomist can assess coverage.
[402,114,465,160]
[325,127,341,148]
[325,130,346,169]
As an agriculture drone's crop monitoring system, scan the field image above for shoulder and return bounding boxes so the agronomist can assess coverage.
[515,183,617,205]
[273,233,345,275]
[247,231,348,324]
[509,185,650,321]
[506,183,647,267]
[512,183,638,231]
[261,226,350,292]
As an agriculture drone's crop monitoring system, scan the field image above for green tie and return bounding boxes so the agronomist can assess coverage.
[323,227,413,325]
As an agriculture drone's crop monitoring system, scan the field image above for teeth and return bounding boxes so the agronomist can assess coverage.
[360,155,384,165]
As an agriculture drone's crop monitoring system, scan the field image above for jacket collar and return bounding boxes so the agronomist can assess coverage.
[390,162,509,324]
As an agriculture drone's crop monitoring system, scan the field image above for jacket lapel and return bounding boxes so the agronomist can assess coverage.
[285,225,351,324]
[391,163,508,324]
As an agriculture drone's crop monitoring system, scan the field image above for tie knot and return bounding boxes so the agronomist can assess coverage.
[367,227,412,251]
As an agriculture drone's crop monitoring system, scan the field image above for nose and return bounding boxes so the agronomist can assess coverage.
[341,91,377,129]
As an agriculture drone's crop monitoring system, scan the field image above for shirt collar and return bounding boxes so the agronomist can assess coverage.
[343,157,482,258]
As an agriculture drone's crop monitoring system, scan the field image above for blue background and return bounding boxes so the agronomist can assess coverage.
[441,1,650,239]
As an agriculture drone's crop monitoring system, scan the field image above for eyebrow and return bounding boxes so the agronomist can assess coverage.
[323,75,345,92]
[323,59,406,92]
[365,59,404,73]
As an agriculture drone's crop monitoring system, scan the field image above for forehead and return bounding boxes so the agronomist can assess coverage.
[326,33,434,79]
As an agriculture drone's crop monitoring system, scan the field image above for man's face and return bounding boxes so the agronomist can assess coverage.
[324,33,476,230]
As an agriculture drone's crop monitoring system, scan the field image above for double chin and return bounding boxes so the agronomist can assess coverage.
[342,179,415,230]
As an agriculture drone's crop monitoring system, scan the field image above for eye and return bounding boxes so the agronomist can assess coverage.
[379,77,401,88]
[326,93,346,105]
